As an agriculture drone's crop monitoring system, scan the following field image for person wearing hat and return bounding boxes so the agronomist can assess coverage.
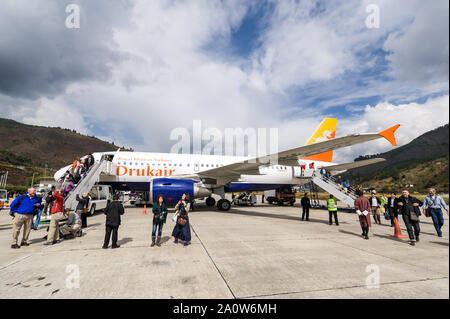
[60,208,82,238]
[102,194,125,249]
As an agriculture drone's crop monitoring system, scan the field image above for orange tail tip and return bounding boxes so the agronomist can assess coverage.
[378,124,400,146]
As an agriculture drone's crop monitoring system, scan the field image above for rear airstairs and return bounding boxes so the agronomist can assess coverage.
[311,172,358,208]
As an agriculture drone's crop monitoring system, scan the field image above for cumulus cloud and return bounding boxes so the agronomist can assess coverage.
[333,94,450,162]
[383,0,449,89]
[0,0,133,99]
[0,0,448,163]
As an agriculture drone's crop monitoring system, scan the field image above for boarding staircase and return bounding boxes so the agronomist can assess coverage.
[63,156,108,211]
[311,172,358,208]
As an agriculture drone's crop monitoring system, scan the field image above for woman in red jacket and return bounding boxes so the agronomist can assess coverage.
[45,190,65,245]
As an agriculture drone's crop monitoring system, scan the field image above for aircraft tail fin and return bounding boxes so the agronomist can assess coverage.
[301,118,337,163]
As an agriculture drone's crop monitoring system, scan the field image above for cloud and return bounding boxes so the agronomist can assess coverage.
[333,94,450,162]
[383,0,449,90]
[0,0,134,99]
[0,0,448,164]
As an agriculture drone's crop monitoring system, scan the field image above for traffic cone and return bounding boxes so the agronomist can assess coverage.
[142,205,147,215]
[391,217,407,238]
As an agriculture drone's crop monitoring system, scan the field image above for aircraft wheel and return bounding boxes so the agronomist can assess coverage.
[217,199,231,211]
[206,197,216,207]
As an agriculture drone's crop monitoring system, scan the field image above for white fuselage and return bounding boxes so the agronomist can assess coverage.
[93,151,337,189]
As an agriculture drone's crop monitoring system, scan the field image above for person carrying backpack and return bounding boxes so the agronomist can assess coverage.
[9,188,41,249]
[42,186,56,216]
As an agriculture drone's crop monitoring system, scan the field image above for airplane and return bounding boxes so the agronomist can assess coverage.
[54,118,400,211]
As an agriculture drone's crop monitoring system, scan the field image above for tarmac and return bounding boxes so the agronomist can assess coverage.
[0,196,448,299]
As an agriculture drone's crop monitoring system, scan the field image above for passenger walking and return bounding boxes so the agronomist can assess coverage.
[387,192,398,227]
[42,186,56,216]
[45,190,65,245]
[342,180,350,194]
[327,194,339,226]
[397,190,423,246]
[31,206,43,230]
[9,188,41,249]
[320,168,327,181]
[172,193,192,246]
[423,188,448,237]
[87,154,95,169]
[336,175,342,186]
[300,193,311,221]
[102,195,125,249]
[151,195,169,247]
[60,209,82,238]
[380,193,388,220]
[369,191,382,225]
[354,190,371,239]
[61,177,75,197]
[76,193,90,228]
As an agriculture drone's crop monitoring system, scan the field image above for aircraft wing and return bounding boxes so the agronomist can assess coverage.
[324,158,386,172]
[198,125,399,180]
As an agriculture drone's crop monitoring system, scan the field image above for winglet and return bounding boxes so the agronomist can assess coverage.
[378,124,400,146]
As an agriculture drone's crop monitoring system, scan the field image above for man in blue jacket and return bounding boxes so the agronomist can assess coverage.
[10,188,41,249]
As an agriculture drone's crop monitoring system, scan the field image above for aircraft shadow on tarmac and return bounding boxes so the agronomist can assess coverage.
[216,209,349,225]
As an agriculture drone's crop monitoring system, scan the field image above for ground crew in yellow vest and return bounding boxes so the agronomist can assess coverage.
[328,194,339,226]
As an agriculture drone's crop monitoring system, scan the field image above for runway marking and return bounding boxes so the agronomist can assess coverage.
[190,224,236,299]
[0,254,31,271]
[241,276,449,299]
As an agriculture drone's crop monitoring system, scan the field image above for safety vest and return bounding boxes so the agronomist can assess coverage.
[327,198,337,211]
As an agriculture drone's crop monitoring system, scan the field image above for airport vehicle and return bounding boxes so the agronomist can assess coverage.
[0,189,8,210]
[232,193,257,206]
[129,191,137,205]
[86,184,113,216]
[264,186,296,206]
[35,187,49,199]
[54,119,400,210]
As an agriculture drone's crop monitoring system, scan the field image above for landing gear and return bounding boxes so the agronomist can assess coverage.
[217,199,231,211]
[206,197,216,207]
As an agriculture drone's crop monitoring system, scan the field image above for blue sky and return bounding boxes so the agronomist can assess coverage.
[0,0,448,162]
